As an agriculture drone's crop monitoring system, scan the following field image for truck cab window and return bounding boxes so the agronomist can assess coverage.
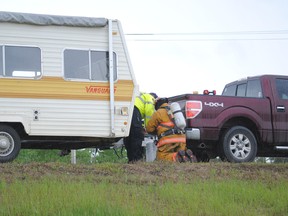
[222,85,236,96]
[236,84,246,97]
[64,49,117,82]
[276,79,288,99]
[246,79,263,98]
[0,45,41,78]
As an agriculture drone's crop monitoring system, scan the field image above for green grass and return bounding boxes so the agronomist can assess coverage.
[1,177,287,216]
[1,150,287,215]
[15,148,127,164]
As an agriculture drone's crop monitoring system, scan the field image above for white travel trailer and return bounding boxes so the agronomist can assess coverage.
[0,11,139,163]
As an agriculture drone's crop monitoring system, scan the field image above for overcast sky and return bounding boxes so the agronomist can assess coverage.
[2,0,288,97]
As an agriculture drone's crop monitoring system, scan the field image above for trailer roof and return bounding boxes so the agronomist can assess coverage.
[0,11,108,27]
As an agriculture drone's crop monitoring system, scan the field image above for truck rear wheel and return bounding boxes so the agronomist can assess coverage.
[222,126,257,163]
[0,125,21,163]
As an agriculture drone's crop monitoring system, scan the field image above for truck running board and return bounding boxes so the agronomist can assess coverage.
[274,146,288,151]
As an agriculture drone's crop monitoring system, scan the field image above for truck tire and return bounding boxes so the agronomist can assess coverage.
[0,125,21,163]
[222,126,257,163]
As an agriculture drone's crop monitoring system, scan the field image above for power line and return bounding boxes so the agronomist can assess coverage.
[125,30,288,41]
[125,30,288,36]
[127,38,288,41]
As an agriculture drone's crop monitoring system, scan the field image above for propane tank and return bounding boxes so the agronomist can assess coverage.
[170,102,186,130]
[142,135,157,162]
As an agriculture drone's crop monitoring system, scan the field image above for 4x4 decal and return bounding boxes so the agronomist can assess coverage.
[204,102,224,107]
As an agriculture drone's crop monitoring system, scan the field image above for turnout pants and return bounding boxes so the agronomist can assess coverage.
[124,106,144,162]
[157,142,186,162]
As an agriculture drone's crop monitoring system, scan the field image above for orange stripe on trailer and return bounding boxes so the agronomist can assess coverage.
[0,77,134,101]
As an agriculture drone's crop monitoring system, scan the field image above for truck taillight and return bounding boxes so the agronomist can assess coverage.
[186,101,202,119]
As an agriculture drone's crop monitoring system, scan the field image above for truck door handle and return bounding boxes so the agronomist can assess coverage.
[277,106,285,112]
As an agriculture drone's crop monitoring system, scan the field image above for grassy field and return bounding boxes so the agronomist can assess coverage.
[0,149,288,216]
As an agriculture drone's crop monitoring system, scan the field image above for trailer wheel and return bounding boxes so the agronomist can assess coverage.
[0,125,21,163]
[222,126,257,163]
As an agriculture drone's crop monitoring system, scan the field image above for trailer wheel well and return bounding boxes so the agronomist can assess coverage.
[0,122,27,139]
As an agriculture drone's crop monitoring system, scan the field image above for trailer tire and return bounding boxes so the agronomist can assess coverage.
[0,125,21,163]
[222,126,257,163]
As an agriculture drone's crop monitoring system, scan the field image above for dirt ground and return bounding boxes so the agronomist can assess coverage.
[1,162,288,184]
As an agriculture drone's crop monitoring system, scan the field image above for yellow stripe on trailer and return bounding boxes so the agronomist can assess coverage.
[0,77,134,101]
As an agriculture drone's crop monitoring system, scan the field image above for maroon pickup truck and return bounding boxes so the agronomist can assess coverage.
[169,74,288,162]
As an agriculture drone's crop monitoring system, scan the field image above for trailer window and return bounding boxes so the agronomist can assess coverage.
[63,50,89,79]
[276,79,288,99]
[0,45,41,78]
[0,46,3,75]
[64,49,117,82]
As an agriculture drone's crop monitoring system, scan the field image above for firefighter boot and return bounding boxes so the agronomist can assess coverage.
[185,149,197,163]
[176,150,189,163]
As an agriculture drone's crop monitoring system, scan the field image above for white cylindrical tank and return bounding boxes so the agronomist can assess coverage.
[143,136,157,162]
[170,102,186,130]
[145,139,157,162]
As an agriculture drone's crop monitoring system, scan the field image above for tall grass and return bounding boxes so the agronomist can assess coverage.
[1,149,287,215]
[15,148,127,164]
[1,176,287,216]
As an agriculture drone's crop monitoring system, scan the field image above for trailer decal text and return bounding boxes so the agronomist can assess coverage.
[85,86,116,94]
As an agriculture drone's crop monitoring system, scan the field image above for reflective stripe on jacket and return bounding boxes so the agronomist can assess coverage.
[157,121,174,131]
[157,134,186,147]
[135,93,155,126]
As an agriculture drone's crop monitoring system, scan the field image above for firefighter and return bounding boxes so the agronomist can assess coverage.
[146,98,197,162]
[124,92,158,163]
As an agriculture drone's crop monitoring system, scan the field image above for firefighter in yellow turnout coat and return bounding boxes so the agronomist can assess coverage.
[146,98,196,162]
[124,92,157,163]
